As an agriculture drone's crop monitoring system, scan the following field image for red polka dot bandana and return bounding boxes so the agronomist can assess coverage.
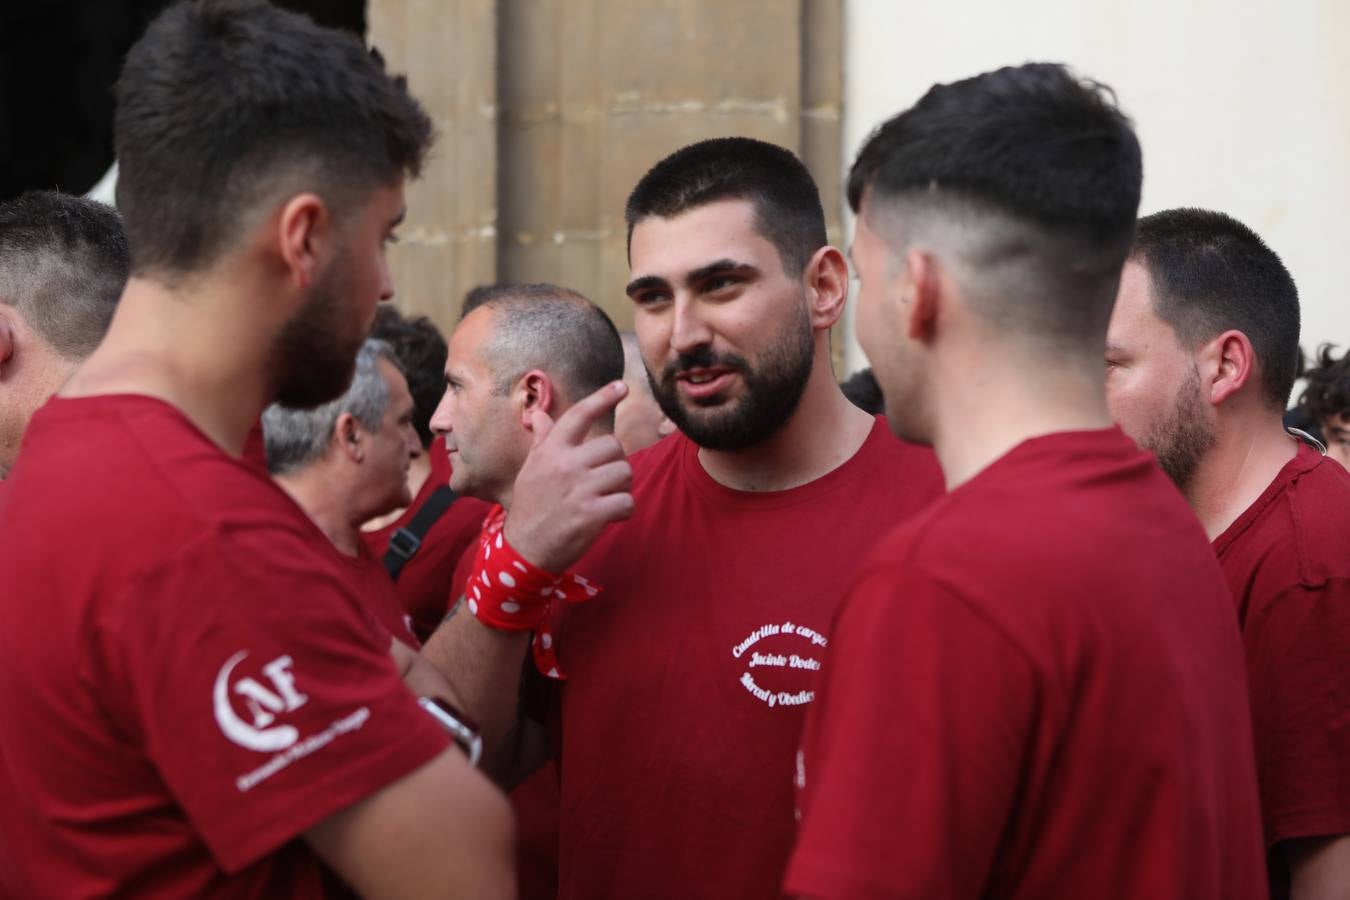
[463,505,601,680]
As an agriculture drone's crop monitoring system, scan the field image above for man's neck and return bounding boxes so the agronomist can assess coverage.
[61,273,279,457]
[1184,415,1299,541]
[930,353,1114,491]
[276,469,364,557]
[696,360,876,492]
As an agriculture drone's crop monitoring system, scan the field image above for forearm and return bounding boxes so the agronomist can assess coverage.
[1288,834,1350,900]
[420,608,532,779]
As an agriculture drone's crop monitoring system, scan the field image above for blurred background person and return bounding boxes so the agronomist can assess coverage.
[0,191,127,481]
[263,338,423,648]
[1296,343,1350,470]
[613,331,674,454]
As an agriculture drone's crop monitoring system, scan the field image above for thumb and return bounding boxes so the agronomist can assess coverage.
[529,407,556,447]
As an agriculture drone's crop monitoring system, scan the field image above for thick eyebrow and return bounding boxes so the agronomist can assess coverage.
[687,258,757,285]
[626,258,759,300]
[625,274,670,299]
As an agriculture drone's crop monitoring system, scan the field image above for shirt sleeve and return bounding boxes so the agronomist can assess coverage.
[99,526,452,873]
[784,563,1038,900]
[1245,579,1350,848]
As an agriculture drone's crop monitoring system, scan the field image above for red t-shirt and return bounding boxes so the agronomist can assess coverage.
[785,428,1267,900]
[1215,441,1350,892]
[341,544,421,649]
[551,419,945,899]
[361,436,490,641]
[0,396,450,898]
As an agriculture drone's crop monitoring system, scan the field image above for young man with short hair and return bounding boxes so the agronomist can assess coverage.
[473,138,945,899]
[0,2,512,896]
[0,190,127,480]
[1106,207,1350,899]
[787,64,1265,899]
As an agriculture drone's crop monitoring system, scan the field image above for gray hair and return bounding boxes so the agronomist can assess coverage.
[262,337,402,474]
[463,284,624,410]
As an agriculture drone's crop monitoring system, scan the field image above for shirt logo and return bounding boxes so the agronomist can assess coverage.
[731,621,828,709]
[213,651,309,752]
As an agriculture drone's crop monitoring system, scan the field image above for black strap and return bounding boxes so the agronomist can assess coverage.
[383,485,458,581]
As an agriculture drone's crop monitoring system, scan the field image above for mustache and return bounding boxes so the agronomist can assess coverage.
[660,347,749,382]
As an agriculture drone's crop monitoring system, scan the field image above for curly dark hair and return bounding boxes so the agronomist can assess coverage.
[1298,343,1350,424]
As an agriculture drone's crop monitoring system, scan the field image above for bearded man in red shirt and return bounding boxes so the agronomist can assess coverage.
[1106,207,1350,900]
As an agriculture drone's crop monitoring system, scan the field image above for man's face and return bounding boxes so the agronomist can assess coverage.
[1322,413,1350,470]
[850,209,930,443]
[625,199,814,452]
[1105,260,1217,489]
[429,308,523,502]
[271,183,403,409]
[361,356,422,514]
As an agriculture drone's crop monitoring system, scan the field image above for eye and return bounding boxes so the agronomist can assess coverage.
[631,291,670,307]
[705,275,738,292]
[384,231,401,246]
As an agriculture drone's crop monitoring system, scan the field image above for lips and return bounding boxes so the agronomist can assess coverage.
[675,367,737,400]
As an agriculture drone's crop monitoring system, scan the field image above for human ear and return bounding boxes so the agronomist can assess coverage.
[904,248,940,342]
[517,370,556,428]
[803,245,850,329]
[1203,330,1255,406]
[335,412,363,462]
[276,193,330,291]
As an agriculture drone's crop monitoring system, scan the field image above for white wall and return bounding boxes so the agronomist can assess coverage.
[841,0,1350,375]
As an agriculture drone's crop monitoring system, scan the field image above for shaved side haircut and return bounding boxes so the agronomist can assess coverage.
[0,191,128,357]
[849,63,1142,348]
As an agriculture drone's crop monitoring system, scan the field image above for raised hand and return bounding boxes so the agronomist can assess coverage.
[503,381,634,573]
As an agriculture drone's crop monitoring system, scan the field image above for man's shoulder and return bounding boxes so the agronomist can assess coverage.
[1233,451,1350,589]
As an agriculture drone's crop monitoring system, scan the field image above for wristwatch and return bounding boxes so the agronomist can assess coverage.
[417,696,483,767]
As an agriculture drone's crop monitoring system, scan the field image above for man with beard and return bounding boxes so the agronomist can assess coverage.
[457,137,945,899]
[1105,207,1350,899]
[785,65,1265,900]
[0,2,512,897]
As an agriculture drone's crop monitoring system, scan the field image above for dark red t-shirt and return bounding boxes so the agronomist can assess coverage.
[551,420,945,899]
[361,435,490,641]
[0,396,450,898]
[785,428,1267,900]
[1215,441,1350,893]
[340,544,421,649]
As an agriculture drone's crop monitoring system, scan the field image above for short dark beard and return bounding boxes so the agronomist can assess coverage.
[270,253,363,409]
[647,302,815,452]
[1146,365,1217,491]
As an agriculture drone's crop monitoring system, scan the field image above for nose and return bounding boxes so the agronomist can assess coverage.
[669,296,712,356]
[405,425,422,459]
[429,388,453,436]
